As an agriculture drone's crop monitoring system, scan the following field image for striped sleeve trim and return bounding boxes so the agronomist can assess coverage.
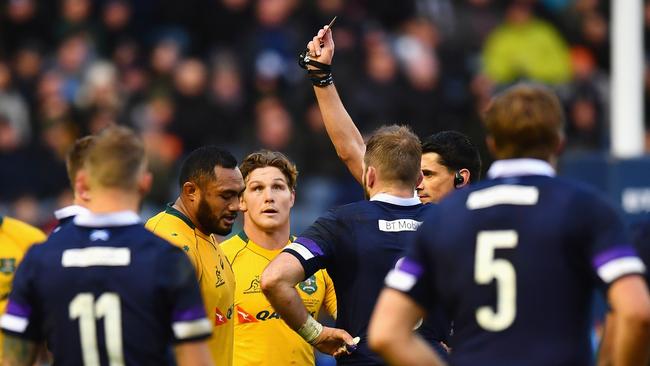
[597,257,646,283]
[0,314,29,333]
[172,318,212,340]
[284,243,315,260]
[385,258,424,292]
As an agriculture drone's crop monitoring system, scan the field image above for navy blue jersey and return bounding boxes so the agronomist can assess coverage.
[632,218,650,284]
[0,211,211,366]
[283,194,449,365]
[387,159,646,366]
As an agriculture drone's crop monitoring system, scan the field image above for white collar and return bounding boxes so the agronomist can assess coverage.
[370,193,420,206]
[54,205,90,220]
[73,211,141,228]
[487,159,556,179]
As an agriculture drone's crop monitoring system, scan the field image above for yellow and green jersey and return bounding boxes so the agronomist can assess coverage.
[0,216,46,359]
[146,204,235,366]
[221,231,337,366]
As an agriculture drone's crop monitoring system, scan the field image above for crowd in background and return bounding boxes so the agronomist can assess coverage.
[0,0,626,230]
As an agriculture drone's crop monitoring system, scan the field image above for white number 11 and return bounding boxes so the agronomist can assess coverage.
[69,293,124,366]
[474,230,518,332]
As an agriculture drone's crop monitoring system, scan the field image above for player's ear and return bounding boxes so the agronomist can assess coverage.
[239,192,248,212]
[182,181,198,202]
[366,166,376,189]
[289,188,295,209]
[138,171,153,196]
[416,170,424,188]
[75,169,91,202]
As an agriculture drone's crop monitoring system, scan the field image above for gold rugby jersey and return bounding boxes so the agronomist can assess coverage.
[146,204,235,365]
[0,216,46,359]
[221,231,337,366]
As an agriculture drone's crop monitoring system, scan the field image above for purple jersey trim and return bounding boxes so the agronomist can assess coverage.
[172,306,206,322]
[295,237,325,256]
[398,258,424,277]
[5,300,31,318]
[592,245,638,269]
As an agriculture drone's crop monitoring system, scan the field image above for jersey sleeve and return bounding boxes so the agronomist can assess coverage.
[321,270,338,319]
[282,209,341,279]
[384,225,437,311]
[0,247,43,341]
[158,245,211,343]
[580,194,646,286]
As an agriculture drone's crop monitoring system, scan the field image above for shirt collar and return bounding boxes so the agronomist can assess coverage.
[73,211,141,228]
[370,193,421,206]
[487,159,556,179]
[54,205,90,220]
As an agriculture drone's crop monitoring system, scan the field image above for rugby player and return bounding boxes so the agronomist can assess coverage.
[221,150,337,365]
[146,146,243,366]
[1,126,213,365]
[369,84,650,366]
[262,125,448,363]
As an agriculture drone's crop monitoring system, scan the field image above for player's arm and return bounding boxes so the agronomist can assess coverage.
[597,313,616,366]
[174,341,213,366]
[261,252,354,356]
[1,334,37,366]
[604,275,650,366]
[369,289,446,366]
[304,24,365,184]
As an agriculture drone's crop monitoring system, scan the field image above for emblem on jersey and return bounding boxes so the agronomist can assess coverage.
[236,306,258,323]
[182,245,190,252]
[0,258,16,274]
[298,275,318,295]
[243,275,262,294]
[227,305,233,319]
[214,307,228,326]
[215,266,225,288]
[89,230,110,241]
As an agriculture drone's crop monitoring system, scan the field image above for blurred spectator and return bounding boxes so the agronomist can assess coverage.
[0,61,31,144]
[253,96,293,153]
[482,0,572,85]
[1,0,53,57]
[101,0,134,57]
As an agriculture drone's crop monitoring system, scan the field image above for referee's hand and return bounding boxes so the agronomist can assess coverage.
[306,25,335,67]
[311,325,355,357]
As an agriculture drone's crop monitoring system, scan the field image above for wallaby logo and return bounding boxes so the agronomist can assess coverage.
[298,275,317,295]
[243,275,262,294]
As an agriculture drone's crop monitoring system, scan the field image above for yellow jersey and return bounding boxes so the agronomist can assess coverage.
[146,205,235,366]
[221,231,337,366]
[0,216,46,359]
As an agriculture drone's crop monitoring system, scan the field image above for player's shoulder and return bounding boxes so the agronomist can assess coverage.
[1,216,46,247]
[145,208,195,247]
[220,232,248,262]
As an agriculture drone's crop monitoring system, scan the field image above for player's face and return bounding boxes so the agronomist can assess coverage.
[242,166,294,232]
[196,166,245,236]
[416,152,455,204]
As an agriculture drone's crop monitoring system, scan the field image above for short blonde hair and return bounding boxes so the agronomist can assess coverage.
[85,126,146,190]
[240,150,298,190]
[66,135,95,189]
[484,83,564,160]
[364,125,422,188]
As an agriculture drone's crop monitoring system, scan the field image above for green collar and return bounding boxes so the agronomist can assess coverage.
[164,203,195,229]
[237,230,296,243]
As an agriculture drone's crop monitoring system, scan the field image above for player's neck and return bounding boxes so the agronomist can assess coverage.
[87,188,141,214]
[370,184,416,199]
[243,220,290,251]
[172,198,202,232]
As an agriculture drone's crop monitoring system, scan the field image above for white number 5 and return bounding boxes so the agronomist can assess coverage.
[474,230,518,332]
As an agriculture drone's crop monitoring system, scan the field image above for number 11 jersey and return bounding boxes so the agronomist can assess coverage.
[0,211,211,365]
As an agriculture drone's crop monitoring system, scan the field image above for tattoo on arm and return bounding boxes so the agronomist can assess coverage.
[2,334,37,366]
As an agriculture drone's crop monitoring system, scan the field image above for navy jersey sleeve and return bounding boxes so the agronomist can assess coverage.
[283,208,340,280]
[158,245,211,343]
[384,223,437,311]
[580,194,646,286]
[0,246,43,341]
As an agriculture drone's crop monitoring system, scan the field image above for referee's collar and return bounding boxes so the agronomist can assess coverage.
[370,193,420,206]
[54,205,90,220]
[487,159,556,179]
[74,211,141,227]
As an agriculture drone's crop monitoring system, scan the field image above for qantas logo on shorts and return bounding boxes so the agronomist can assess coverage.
[236,306,258,323]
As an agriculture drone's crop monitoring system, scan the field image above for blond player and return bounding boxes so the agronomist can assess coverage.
[221,150,337,365]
